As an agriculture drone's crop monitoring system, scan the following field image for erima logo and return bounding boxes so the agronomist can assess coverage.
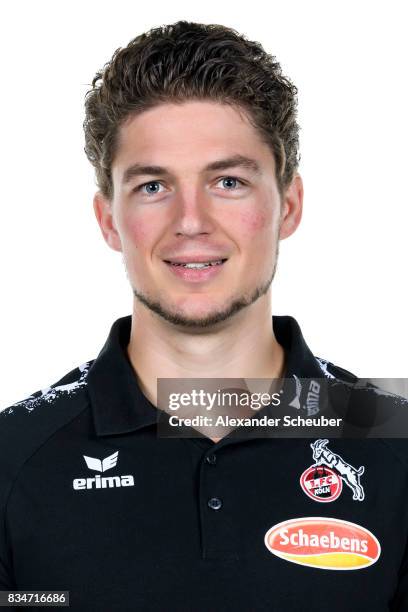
[73,451,135,491]
[83,450,119,472]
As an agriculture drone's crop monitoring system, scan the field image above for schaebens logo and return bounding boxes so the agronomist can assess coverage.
[73,450,135,491]
[264,517,381,570]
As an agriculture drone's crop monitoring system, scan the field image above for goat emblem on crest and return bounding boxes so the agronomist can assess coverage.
[310,439,365,501]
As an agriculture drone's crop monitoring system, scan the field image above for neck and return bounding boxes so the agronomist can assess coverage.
[126,295,286,408]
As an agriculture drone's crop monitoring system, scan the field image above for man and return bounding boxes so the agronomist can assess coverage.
[1,20,407,611]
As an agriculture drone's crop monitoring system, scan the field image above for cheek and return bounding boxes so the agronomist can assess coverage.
[120,216,153,280]
[236,208,273,237]
[120,214,152,249]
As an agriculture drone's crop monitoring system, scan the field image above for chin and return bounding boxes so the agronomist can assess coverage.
[150,297,231,329]
[169,304,221,320]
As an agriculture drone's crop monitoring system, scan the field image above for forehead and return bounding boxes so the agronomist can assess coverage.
[112,100,275,174]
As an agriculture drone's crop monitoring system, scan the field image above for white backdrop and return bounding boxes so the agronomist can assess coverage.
[1,0,407,409]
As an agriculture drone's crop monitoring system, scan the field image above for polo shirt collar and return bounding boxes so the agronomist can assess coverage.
[87,314,325,437]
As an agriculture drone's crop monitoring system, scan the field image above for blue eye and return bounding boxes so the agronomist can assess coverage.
[135,181,164,195]
[218,176,244,191]
[217,177,244,190]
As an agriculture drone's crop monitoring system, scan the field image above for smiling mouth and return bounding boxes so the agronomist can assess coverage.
[163,259,228,269]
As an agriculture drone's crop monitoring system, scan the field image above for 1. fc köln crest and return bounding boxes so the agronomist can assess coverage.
[300,439,365,503]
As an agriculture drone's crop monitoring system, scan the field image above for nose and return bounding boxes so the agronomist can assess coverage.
[172,185,217,237]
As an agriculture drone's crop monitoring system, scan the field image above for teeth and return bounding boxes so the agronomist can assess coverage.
[170,260,224,269]
[184,263,210,269]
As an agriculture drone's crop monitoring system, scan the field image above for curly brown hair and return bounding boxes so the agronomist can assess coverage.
[83,21,300,200]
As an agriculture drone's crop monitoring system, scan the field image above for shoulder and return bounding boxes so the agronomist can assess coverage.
[0,360,94,503]
[315,355,408,409]
[315,356,408,468]
[0,359,93,422]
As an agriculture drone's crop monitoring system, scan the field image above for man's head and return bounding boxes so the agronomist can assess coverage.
[84,21,303,329]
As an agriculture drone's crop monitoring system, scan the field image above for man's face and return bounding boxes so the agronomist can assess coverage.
[94,100,302,329]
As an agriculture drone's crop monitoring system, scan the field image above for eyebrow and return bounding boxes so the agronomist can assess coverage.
[121,154,262,185]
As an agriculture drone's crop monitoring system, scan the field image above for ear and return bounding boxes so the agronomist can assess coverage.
[278,173,303,240]
[93,191,123,252]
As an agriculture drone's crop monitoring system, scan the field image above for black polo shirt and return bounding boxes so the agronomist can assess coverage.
[1,314,408,611]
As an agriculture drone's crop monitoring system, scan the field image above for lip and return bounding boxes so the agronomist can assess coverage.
[163,256,228,264]
[163,259,228,283]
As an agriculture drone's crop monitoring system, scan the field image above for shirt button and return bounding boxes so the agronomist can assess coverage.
[205,454,217,465]
[208,497,223,511]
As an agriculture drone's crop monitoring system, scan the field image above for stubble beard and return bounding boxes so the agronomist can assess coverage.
[128,242,280,330]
